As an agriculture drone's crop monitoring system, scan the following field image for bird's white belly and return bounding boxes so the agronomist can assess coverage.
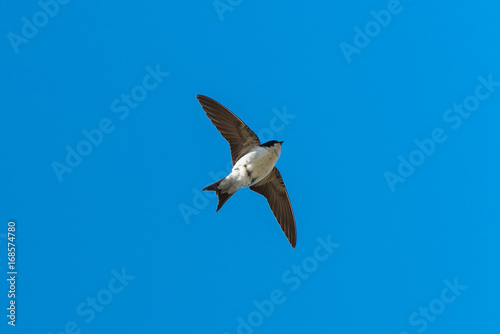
[220,147,279,193]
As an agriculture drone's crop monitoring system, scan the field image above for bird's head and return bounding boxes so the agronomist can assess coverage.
[261,140,283,156]
[261,140,283,148]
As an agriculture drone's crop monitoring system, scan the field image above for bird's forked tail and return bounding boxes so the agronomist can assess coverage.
[203,178,234,212]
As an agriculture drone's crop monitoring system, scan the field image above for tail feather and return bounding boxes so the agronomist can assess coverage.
[203,178,235,212]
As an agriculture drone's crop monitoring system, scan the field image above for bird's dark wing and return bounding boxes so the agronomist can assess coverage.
[197,95,260,164]
[250,167,297,248]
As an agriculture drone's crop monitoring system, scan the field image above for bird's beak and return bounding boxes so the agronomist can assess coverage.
[279,141,284,145]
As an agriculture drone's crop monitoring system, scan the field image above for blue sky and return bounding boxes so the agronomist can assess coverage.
[1,0,500,333]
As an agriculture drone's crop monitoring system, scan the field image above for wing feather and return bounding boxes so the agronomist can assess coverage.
[250,167,297,248]
[197,95,260,164]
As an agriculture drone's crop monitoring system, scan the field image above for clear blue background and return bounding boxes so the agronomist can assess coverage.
[1,0,499,333]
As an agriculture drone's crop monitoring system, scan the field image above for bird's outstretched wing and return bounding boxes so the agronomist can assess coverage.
[250,167,297,248]
[197,95,260,164]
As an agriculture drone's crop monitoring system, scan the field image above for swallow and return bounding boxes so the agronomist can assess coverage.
[197,95,296,248]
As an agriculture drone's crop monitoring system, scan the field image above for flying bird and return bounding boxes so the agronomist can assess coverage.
[197,95,296,248]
